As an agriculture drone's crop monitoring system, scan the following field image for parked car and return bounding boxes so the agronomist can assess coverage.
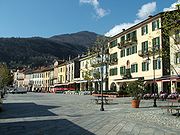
[9,88,27,94]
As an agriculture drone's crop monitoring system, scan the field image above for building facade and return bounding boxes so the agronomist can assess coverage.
[108,10,179,94]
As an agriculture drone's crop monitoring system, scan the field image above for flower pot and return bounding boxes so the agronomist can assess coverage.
[131,100,140,108]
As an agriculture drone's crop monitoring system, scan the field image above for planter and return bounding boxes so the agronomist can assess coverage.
[131,100,140,108]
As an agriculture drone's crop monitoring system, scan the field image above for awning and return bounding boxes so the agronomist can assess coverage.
[114,78,139,83]
[54,83,69,86]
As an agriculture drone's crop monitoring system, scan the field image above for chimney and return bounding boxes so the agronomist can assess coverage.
[148,15,153,18]
[122,29,125,32]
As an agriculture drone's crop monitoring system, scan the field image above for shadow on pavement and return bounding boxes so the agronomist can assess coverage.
[0,119,95,135]
[0,102,60,119]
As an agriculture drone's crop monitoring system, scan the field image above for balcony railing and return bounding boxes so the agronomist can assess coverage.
[109,58,118,65]
[121,68,132,79]
[118,38,137,49]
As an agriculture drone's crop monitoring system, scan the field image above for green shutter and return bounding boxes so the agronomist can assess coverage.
[115,68,117,75]
[146,25,148,34]
[141,27,144,35]
[152,21,155,31]
[158,60,161,69]
[131,65,133,73]
[157,19,159,29]
[142,63,145,71]
[152,38,155,47]
[157,37,160,46]
[136,64,138,72]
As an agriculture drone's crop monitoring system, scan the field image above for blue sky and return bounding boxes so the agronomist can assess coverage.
[0,0,179,37]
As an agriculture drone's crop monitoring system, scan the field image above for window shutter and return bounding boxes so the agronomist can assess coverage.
[157,37,160,46]
[157,19,160,29]
[141,27,143,35]
[152,21,155,31]
[146,25,148,34]
[142,63,144,71]
[152,38,155,48]
[158,60,161,69]
[147,63,149,71]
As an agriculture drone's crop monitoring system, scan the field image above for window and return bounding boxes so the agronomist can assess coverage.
[120,49,125,57]
[126,47,131,56]
[175,52,180,64]
[126,31,137,41]
[121,36,125,43]
[110,68,118,76]
[131,31,137,41]
[142,62,149,71]
[152,19,160,31]
[131,45,137,54]
[109,39,117,48]
[153,59,161,70]
[131,63,138,73]
[141,25,148,35]
[120,66,126,75]
[152,37,160,48]
[142,41,148,53]
[126,33,131,41]
[110,52,118,63]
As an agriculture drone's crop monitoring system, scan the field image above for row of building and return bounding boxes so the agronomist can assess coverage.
[13,10,180,94]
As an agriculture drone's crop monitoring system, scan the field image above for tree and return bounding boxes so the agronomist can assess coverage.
[0,63,13,89]
[126,79,144,100]
[90,36,110,91]
[161,8,180,76]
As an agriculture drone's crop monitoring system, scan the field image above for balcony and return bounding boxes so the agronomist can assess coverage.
[118,38,137,49]
[122,68,132,79]
[138,50,149,57]
[109,58,118,65]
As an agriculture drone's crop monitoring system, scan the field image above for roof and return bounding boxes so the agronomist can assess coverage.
[109,10,178,42]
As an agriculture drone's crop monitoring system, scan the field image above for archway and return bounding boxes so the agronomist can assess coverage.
[118,82,127,95]
[110,82,117,92]
[144,81,158,94]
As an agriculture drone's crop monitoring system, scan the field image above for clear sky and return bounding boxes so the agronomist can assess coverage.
[0,0,179,37]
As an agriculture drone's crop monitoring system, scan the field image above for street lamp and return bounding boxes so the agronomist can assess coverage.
[146,45,160,107]
[96,47,105,111]
[93,36,109,111]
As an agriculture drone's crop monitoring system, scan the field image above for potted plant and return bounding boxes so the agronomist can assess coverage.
[126,79,144,108]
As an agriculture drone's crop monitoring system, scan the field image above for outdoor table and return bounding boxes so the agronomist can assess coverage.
[92,95,110,104]
[166,99,180,116]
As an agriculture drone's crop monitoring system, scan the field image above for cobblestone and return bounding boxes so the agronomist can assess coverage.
[0,93,180,135]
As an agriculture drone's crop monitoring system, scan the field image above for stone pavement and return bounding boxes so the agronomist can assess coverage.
[0,93,180,135]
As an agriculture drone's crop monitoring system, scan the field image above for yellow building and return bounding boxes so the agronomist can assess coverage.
[58,64,66,84]
[42,68,53,92]
[108,11,178,94]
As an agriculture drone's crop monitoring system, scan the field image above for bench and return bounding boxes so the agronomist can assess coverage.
[170,107,180,117]
[91,98,113,104]
[160,106,180,117]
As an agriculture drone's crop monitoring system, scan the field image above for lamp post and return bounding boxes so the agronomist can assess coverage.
[146,45,160,107]
[96,45,105,111]
[93,36,109,111]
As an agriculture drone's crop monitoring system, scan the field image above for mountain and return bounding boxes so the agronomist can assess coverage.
[50,31,98,48]
[0,31,99,69]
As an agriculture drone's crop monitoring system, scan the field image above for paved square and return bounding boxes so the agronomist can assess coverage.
[0,93,180,135]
